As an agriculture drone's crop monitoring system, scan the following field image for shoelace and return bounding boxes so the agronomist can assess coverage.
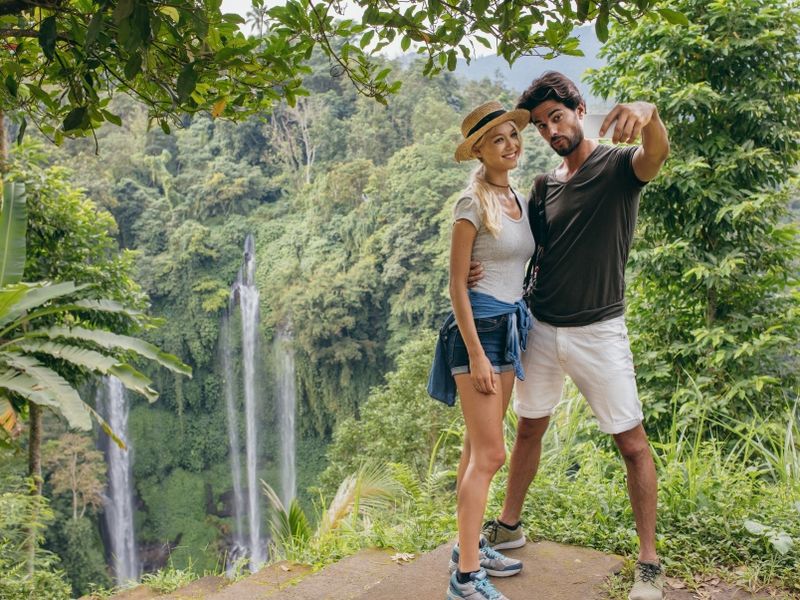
[481,545,507,561]
[482,520,499,543]
[474,576,503,599]
[638,562,662,584]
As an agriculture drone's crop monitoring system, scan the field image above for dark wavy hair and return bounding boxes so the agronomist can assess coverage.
[516,71,584,114]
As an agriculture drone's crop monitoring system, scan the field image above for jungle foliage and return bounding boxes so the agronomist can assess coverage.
[0,0,797,595]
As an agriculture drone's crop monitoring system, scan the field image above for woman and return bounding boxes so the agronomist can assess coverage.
[428,101,535,600]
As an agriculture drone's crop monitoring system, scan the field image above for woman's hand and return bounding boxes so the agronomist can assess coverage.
[469,352,497,395]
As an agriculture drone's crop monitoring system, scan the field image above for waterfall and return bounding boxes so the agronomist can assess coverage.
[223,234,266,571]
[220,315,246,556]
[98,377,140,585]
[275,326,296,508]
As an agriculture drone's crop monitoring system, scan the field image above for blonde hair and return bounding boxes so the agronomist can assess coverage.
[462,123,522,238]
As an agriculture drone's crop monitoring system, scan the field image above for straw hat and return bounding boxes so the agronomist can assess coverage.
[455,101,530,162]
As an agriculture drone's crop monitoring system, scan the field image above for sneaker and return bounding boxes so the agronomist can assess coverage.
[628,561,665,600]
[448,538,522,577]
[446,569,509,599]
[480,519,526,550]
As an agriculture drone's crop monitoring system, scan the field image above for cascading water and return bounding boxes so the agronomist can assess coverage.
[98,376,140,585]
[275,326,296,508]
[220,315,246,559]
[224,234,266,570]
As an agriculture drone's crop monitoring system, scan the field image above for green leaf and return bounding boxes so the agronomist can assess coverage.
[360,30,375,49]
[62,106,88,132]
[112,0,136,25]
[768,531,793,555]
[447,50,457,71]
[0,281,87,330]
[0,183,26,286]
[177,63,197,103]
[38,16,57,60]
[0,368,57,410]
[595,10,609,42]
[15,117,26,145]
[13,340,158,402]
[4,75,17,97]
[576,0,591,21]
[657,8,689,25]
[36,326,192,376]
[1,355,91,430]
[744,519,767,535]
[85,12,104,48]
[124,53,143,79]
[101,110,122,126]
[472,0,489,18]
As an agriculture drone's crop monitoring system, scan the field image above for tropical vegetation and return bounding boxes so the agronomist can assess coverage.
[0,0,797,598]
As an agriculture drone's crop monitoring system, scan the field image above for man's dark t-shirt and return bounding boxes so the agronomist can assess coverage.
[531,144,646,327]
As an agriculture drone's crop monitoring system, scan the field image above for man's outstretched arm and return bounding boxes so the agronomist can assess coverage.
[601,101,670,182]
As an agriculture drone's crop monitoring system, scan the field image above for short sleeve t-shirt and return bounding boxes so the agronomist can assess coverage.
[532,144,646,326]
[453,189,536,304]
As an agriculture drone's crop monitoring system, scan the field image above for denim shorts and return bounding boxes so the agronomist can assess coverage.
[444,315,514,375]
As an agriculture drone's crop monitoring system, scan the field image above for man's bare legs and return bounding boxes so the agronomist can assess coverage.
[496,418,658,563]
[613,424,658,562]
[498,416,549,524]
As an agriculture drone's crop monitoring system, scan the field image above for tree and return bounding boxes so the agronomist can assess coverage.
[0,0,673,141]
[586,0,800,430]
[43,433,105,521]
[0,177,191,573]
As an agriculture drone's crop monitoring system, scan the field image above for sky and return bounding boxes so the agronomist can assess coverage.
[218,0,497,58]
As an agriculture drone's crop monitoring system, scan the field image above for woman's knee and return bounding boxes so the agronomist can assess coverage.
[472,445,506,473]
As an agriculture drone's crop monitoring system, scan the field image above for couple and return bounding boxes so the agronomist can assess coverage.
[428,71,670,600]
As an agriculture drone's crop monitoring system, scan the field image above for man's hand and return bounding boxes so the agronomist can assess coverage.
[601,102,656,145]
[467,260,484,288]
[602,102,669,182]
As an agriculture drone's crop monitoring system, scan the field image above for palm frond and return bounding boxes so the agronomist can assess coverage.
[0,284,29,324]
[318,464,400,537]
[13,340,158,402]
[33,326,191,376]
[0,281,88,330]
[1,354,91,430]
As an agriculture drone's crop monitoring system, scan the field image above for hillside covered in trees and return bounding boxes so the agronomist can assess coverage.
[1,0,798,597]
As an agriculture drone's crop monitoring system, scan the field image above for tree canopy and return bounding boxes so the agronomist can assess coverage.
[0,0,676,141]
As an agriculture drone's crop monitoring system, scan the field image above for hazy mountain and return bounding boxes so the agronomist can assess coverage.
[454,26,610,108]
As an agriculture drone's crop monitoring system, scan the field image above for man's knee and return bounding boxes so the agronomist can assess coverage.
[516,416,549,445]
[613,425,651,462]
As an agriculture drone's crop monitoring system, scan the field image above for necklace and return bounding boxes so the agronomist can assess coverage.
[486,179,511,189]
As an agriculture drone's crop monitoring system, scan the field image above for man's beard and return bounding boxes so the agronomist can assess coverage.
[551,131,583,156]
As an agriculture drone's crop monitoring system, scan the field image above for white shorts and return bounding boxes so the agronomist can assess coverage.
[514,316,643,434]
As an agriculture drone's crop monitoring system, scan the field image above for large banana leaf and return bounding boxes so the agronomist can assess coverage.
[1,354,91,430]
[0,182,27,286]
[0,284,28,324]
[28,326,191,376]
[13,339,158,402]
[0,281,87,330]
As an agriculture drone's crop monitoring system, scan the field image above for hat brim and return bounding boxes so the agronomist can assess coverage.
[454,109,531,163]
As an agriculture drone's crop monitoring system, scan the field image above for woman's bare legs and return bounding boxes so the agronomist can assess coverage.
[455,370,515,572]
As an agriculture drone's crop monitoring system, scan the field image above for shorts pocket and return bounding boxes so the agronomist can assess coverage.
[474,315,506,333]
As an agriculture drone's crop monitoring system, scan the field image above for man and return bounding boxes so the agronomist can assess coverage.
[470,71,670,600]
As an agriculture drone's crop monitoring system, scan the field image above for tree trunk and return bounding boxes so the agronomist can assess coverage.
[26,403,43,575]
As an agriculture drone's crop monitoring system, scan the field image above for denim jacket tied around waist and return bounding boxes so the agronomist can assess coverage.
[427,290,533,406]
